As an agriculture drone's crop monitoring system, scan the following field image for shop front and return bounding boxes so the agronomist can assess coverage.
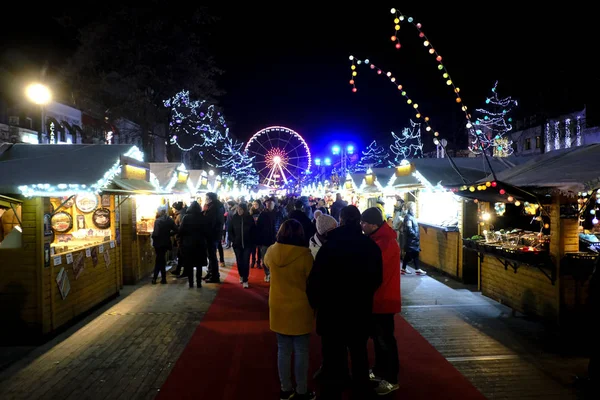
[0,144,154,343]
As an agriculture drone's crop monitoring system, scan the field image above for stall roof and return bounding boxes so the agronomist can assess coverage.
[0,143,146,196]
[480,144,600,193]
[149,162,190,194]
[361,157,516,189]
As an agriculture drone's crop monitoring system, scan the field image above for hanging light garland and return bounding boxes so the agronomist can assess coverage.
[348,56,441,138]
[388,8,474,133]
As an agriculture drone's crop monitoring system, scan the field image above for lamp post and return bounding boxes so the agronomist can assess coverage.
[25,83,52,144]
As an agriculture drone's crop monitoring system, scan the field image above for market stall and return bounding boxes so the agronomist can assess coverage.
[0,143,155,342]
[454,144,600,331]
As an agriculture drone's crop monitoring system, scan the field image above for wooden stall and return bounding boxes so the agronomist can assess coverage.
[0,143,152,343]
[455,144,600,334]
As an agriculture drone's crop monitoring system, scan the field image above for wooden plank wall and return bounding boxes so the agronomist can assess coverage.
[0,197,43,342]
[120,197,156,285]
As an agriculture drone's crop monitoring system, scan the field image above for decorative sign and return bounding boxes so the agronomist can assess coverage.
[101,195,111,207]
[51,212,73,233]
[110,240,116,249]
[53,255,62,266]
[98,244,105,253]
[103,251,111,268]
[75,193,98,213]
[65,253,73,264]
[55,267,71,300]
[85,248,92,258]
[73,251,85,280]
[122,164,149,181]
[92,208,111,229]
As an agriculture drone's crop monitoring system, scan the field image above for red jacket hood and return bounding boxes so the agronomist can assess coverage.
[369,223,401,314]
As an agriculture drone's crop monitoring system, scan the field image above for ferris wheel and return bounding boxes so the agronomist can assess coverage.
[244,126,312,187]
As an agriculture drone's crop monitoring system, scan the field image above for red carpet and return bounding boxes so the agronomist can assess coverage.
[157,266,486,400]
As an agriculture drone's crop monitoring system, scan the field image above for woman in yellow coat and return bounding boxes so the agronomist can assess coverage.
[265,219,315,400]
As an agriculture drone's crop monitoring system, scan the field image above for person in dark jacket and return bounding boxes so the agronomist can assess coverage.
[402,201,426,275]
[151,205,178,284]
[307,205,383,399]
[288,200,316,247]
[329,193,348,222]
[256,198,284,282]
[203,192,224,283]
[228,203,256,288]
[178,201,208,288]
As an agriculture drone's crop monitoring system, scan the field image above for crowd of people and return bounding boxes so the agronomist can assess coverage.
[151,192,427,399]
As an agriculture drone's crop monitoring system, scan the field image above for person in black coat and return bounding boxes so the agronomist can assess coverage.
[151,205,178,284]
[228,203,257,287]
[178,201,208,288]
[307,205,383,399]
[288,200,315,247]
[402,201,427,275]
[203,192,224,283]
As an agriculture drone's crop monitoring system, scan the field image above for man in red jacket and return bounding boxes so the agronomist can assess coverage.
[361,207,401,396]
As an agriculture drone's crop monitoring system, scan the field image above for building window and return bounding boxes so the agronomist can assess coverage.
[525,138,531,151]
[535,136,541,149]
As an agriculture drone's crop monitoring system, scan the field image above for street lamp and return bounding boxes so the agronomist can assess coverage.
[25,83,52,144]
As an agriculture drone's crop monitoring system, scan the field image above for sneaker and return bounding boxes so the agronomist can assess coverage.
[243,282,249,288]
[293,391,316,400]
[415,268,427,275]
[401,268,412,275]
[374,380,399,395]
[239,276,243,283]
[369,369,382,382]
[280,389,295,400]
[264,275,270,282]
[219,262,225,268]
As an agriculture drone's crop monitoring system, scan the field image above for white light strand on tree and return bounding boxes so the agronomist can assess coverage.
[565,119,571,148]
[470,81,517,157]
[545,122,551,152]
[207,133,258,186]
[354,140,389,172]
[388,119,423,164]
[554,121,560,150]
[576,116,582,146]
[163,90,227,152]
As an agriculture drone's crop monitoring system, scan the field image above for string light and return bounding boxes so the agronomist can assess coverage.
[17,146,156,197]
[389,119,423,163]
[388,9,474,132]
[354,140,389,172]
[472,81,518,156]
[164,90,228,152]
[348,56,441,138]
[209,134,258,186]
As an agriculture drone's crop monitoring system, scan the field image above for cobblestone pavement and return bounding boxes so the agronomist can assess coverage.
[0,252,590,399]
[401,268,588,399]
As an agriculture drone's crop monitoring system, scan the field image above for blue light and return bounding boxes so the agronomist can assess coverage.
[332,145,340,155]
[315,158,321,166]
[346,145,354,154]
[324,157,331,166]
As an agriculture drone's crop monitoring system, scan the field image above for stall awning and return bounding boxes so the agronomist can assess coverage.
[105,178,166,195]
[0,194,22,208]
[481,144,600,193]
[0,143,143,196]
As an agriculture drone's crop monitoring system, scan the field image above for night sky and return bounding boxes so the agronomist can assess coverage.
[2,4,595,156]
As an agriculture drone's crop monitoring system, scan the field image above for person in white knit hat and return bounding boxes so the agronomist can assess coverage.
[309,214,338,259]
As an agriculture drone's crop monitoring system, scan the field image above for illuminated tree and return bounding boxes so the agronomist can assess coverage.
[209,133,258,186]
[470,81,518,157]
[354,140,389,172]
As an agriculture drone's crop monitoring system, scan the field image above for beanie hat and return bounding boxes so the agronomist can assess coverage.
[316,214,338,235]
[361,207,384,226]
